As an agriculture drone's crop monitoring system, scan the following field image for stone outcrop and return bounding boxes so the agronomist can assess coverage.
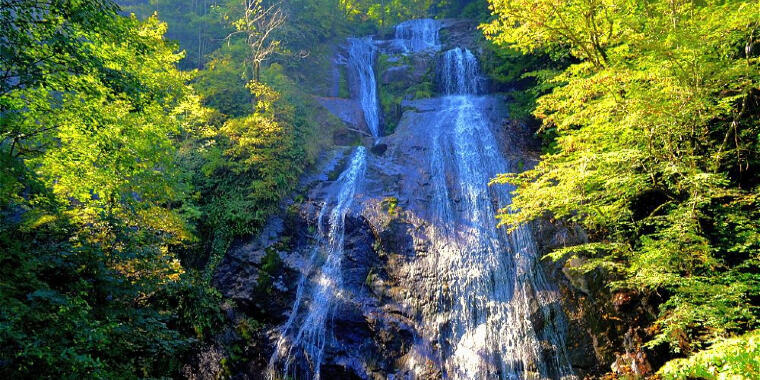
[381,65,414,85]
[438,19,480,52]
[314,97,368,131]
[532,218,663,378]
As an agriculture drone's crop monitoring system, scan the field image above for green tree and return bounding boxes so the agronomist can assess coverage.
[486,0,760,372]
[1,2,221,377]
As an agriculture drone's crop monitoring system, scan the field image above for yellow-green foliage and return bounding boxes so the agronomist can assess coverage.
[341,0,433,26]
[197,62,336,238]
[1,0,389,377]
[486,0,760,358]
[660,330,760,379]
[382,196,400,217]
[0,2,223,377]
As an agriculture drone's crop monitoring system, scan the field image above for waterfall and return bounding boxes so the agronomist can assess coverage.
[347,38,380,139]
[266,22,578,380]
[407,49,575,379]
[395,18,440,53]
[268,147,368,380]
[439,96,573,379]
[440,47,485,95]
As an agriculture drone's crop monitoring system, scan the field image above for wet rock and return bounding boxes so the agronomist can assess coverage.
[370,143,387,155]
[374,39,407,55]
[369,309,416,358]
[438,19,480,52]
[342,214,379,289]
[562,256,591,295]
[564,322,598,374]
[532,217,662,377]
[206,18,614,379]
[320,364,363,380]
[381,65,412,85]
[332,301,375,348]
[378,219,416,258]
[410,54,433,82]
[528,297,546,332]
[612,290,638,313]
[531,219,588,254]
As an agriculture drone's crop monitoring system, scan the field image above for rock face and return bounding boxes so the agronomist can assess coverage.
[315,97,368,131]
[381,65,413,85]
[438,19,481,52]
[181,344,226,380]
[213,216,303,323]
[531,218,664,379]
[209,19,603,380]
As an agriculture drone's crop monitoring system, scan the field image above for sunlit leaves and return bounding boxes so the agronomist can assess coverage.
[0,3,219,377]
[659,330,760,378]
[486,0,760,361]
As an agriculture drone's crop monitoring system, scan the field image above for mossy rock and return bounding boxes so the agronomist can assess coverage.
[376,53,436,135]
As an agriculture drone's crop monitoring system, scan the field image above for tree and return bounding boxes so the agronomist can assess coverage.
[1,2,221,377]
[486,0,760,371]
[119,0,235,70]
[226,0,286,82]
[484,0,622,67]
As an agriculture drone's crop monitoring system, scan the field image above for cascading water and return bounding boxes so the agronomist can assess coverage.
[263,20,579,380]
[268,146,368,379]
[395,18,440,53]
[346,38,380,139]
[403,49,576,379]
[440,47,485,95]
